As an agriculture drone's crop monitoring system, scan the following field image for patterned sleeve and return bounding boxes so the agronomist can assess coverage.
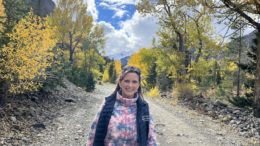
[86,100,105,146]
[148,115,158,146]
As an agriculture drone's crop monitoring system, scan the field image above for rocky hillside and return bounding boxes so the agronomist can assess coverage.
[0,79,77,145]
[26,0,55,16]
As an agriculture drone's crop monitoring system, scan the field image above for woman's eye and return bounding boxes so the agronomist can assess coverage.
[124,80,138,84]
[124,80,130,83]
[132,81,138,84]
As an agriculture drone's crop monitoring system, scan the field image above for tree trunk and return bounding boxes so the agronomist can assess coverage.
[69,32,74,65]
[175,31,188,84]
[236,27,242,97]
[176,31,185,52]
[0,80,8,106]
[195,21,203,63]
[254,30,260,117]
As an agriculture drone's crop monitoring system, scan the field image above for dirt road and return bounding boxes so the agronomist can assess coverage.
[31,81,256,146]
[149,98,254,146]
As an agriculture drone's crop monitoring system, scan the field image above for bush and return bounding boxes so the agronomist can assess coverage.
[67,67,96,92]
[146,86,160,97]
[85,72,95,92]
[228,96,253,108]
[146,63,157,89]
[174,83,194,99]
[102,65,109,82]
[40,47,66,93]
[156,72,173,91]
[108,63,116,83]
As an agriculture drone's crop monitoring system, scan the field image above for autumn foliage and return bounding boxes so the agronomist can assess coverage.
[0,0,5,32]
[102,60,122,83]
[0,11,57,94]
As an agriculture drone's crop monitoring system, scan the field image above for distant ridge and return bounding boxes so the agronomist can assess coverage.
[120,56,130,66]
[26,0,55,17]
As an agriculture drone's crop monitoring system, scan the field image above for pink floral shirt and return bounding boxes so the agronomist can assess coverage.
[86,92,157,146]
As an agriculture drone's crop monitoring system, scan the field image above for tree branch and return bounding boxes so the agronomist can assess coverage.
[220,0,260,29]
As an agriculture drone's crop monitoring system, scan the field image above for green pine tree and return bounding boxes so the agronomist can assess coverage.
[146,63,157,89]
[239,33,257,99]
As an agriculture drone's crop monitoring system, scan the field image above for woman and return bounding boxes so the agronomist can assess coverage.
[86,66,157,146]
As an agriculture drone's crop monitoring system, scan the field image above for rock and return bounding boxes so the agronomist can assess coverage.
[221,115,232,122]
[215,100,227,107]
[30,96,39,102]
[205,104,214,111]
[12,140,20,146]
[11,116,17,123]
[236,121,241,125]
[21,137,31,143]
[32,123,46,129]
[233,110,241,114]
[13,125,20,131]
[0,138,4,145]
[30,107,37,117]
[217,132,223,136]
[13,110,21,117]
[64,98,76,103]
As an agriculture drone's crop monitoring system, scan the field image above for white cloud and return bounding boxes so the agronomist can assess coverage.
[102,0,137,5]
[85,0,98,21]
[98,21,115,33]
[99,11,159,59]
[99,0,143,19]
[113,9,128,18]
[99,2,128,19]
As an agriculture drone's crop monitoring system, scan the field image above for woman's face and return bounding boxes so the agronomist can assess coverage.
[119,72,140,98]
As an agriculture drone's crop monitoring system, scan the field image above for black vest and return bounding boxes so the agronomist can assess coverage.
[93,93,150,146]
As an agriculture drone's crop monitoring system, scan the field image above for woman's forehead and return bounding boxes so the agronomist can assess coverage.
[122,72,140,80]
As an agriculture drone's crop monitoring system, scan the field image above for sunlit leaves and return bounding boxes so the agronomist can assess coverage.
[50,0,94,64]
[0,11,57,94]
[0,0,5,32]
[102,64,110,82]
[188,58,215,78]
[128,48,157,78]
[114,60,122,77]
[156,50,184,77]
[227,61,238,71]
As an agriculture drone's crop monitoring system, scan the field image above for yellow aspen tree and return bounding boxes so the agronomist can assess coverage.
[0,11,57,94]
[50,0,93,65]
[0,0,5,32]
[102,64,110,82]
[128,48,157,78]
[128,52,144,73]
[114,60,122,77]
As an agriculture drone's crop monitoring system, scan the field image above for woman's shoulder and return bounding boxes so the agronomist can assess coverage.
[138,97,149,107]
[104,93,116,102]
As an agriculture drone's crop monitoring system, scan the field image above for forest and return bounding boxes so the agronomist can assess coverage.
[1,0,259,115]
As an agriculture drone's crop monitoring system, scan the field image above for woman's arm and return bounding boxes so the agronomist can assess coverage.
[148,115,158,146]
